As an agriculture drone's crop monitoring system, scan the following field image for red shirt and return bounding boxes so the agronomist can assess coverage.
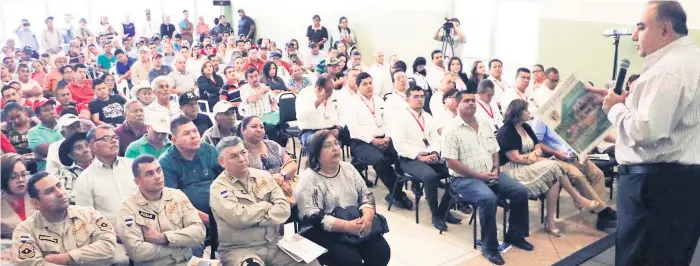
[56,102,89,115]
[1,133,16,153]
[66,80,94,105]
[9,198,26,221]
[0,98,34,109]
[242,59,264,73]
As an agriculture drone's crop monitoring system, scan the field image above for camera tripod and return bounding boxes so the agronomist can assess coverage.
[440,26,455,57]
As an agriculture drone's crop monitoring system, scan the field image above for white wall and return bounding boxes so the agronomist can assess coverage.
[541,0,700,29]
[231,0,451,64]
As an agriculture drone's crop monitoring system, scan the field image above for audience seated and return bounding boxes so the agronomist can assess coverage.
[54,85,91,120]
[202,101,238,146]
[529,67,559,110]
[27,99,62,172]
[168,55,197,95]
[210,136,319,266]
[260,61,288,94]
[239,116,299,204]
[118,154,206,265]
[474,80,504,131]
[45,115,92,175]
[12,172,120,265]
[66,64,94,105]
[296,73,348,148]
[368,51,392,98]
[497,99,599,237]
[2,102,38,159]
[124,111,172,159]
[287,65,312,92]
[429,72,457,122]
[500,68,532,112]
[160,116,221,229]
[467,60,488,92]
[147,76,181,120]
[442,91,531,265]
[178,92,214,136]
[56,132,93,204]
[147,53,173,83]
[1,153,37,239]
[130,47,152,86]
[198,61,225,110]
[88,77,127,127]
[487,59,508,108]
[392,86,461,230]
[446,57,468,91]
[296,130,390,266]
[425,50,446,91]
[383,69,409,125]
[434,88,459,136]
[345,72,412,209]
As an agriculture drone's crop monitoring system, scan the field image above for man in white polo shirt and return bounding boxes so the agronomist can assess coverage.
[296,73,348,148]
[167,55,196,95]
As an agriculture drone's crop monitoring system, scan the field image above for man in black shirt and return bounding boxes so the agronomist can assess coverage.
[88,78,126,126]
[178,92,213,136]
[237,10,256,42]
[306,15,328,50]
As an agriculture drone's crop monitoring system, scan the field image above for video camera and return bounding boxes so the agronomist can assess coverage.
[443,18,454,30]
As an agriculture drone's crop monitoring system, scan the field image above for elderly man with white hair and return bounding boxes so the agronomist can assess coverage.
[146,76,181,120]
[368,50,393,98]
[167,55,197,95]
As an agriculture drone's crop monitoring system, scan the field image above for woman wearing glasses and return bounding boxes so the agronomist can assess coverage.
[0,153,37,239]
[238,116,298,203]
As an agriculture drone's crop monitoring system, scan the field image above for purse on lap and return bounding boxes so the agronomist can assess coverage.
[331,206,389,244]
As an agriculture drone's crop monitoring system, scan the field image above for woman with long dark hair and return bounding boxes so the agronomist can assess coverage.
[496,99,599,237]
[447,57,469,91]
[410,57,430,91]
[331,16,357,47]
[467,60,488,92]
[296,130,390,266]
[260,61,288,93]
[197,61,225,110]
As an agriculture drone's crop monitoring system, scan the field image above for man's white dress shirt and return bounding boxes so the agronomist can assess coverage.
[384,90,408,134]
[475,98,503,131]
[500,87,530,115]
[147,100,181,121]
[426,66,446,92]
[345,93,387,143]
[392,108,441,158]
[607,36,700,165]
[488,76,510,108]
[295,87,343,130]
[73,157,138,225]
[368,63,393,98]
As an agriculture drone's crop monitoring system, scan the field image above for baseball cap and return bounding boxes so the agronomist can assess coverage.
[146,112,171,134]
[33,99,56,113]
[152,52,163,60]
[59,132,87,166]
[178,92,199,106]
[138,46,149,53]
[285,42,294,48]
[212,101,235,115]
[325,56,340,66]
[57,114,80,128]
[130,81,152,99]
[270,51,282,58]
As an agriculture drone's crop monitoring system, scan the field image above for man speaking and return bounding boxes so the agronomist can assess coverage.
[602,1,700,266]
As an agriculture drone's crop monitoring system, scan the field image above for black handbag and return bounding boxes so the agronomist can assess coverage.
[331,206,389,244]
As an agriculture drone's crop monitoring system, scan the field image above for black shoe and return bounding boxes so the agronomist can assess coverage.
[458,204,472,214]
[504,236,534,251]
[598,207,617,220]
[481,249,505,265]
[385,194,413,210]
[446,213,462,224]
[365,179,374,188]
[596,216,617,232]
[432,216,448,231]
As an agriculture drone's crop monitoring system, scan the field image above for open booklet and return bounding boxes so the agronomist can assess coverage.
[186,256,222,266]
[535,73,614,160]
[277,234,328,264]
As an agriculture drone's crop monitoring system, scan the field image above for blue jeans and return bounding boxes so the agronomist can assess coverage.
[191,243,205,257]
[450,173,529,251]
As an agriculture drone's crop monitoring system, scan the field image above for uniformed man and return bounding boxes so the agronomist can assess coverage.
[210,136,320,266]
[118,154,206,266]
[12,172,118,266]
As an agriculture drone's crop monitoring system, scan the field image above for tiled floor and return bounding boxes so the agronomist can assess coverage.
[288,140,616,266]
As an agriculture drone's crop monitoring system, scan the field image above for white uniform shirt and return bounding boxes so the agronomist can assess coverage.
[426,66,446,92]
[608,36,700,165]
[475,98,503,131]
[488,76,510,107]
[73,157,138,225]
[530,84,554,109]
[345,93,387,143]
[368,63,393,98]
[384,90,408,134]
[500,87,530,114]
[295,87,343,130]
[392,108,441,159]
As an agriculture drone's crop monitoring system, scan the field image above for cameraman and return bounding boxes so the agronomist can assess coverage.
[433,18,466,59]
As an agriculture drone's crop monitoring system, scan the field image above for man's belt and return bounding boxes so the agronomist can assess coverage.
[619,163,700,175]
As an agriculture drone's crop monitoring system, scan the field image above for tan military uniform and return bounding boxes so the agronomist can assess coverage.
[118,187,206,266]
[210,168,319,266]
[1,192,38,239]
[11,205,117,266]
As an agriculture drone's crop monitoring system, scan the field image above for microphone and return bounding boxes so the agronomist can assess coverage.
[603,29,632,37]
[614,59,630,95]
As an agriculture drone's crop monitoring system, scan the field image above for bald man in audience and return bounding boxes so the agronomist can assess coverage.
[368,51,393,98]
[167,55,197,95]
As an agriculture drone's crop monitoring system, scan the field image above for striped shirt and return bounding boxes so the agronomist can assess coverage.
[607,37,700,165]
[240,83,276,117]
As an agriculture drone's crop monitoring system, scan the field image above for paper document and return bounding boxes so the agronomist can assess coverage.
[535,74,613,157]
[187,256,222,266]
[277,234,328,263]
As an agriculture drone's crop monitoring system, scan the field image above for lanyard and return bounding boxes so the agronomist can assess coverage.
[516,89,528,101]
[361,96,375,115]
[477,101,494,119]
[493,79,506,93]
[408,108,425,133]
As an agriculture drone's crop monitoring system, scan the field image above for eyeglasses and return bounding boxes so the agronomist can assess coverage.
[95,135,120,143]
[11,171,30,180]
[322,140,340,149]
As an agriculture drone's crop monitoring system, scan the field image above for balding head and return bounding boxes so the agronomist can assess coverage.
[174,55,187,72]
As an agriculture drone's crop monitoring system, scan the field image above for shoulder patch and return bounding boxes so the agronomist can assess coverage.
[38,234,58,243]
[124,216,134,227]
[220,189,229,198]
[17,243,35,260]
[19,234,29,243]
[138,210,156,220]
[96,217,112,231]
[240,257,264,266]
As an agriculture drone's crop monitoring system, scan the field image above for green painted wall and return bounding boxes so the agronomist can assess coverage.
[537,19,700,86]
